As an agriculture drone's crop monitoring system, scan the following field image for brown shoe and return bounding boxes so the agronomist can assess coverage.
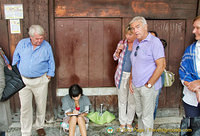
[135,123,138,129]
[37,128,46,136]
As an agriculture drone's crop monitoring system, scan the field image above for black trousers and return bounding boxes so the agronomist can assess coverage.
[183,101,200,118]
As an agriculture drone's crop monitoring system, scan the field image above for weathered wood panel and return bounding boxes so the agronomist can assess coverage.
[96,95,118,113]
[0,20,9,58]
[55,18,121,88]
[23,0,49,40]
[89,20,104,87]
[152,20,170,108]
[55,0,197,19]
[185,20,195,49]
[48,0,57,120]
[103,19,121,86]
[0,1,1,19]
[55,19,89,88]
[166,20,185,108]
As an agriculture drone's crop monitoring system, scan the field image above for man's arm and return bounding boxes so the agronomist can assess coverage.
[12,42,21,66]
[145,57,166,87]
[47,46,55,79]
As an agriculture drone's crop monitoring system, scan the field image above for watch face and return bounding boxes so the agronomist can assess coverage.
[148,84,152,88]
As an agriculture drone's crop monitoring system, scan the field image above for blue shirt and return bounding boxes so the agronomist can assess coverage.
[123,50,132,72]
[12,38,55,78]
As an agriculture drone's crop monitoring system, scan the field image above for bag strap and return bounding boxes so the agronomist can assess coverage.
[0,48,9,66]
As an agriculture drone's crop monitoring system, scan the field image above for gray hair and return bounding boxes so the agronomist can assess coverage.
[129,16,147,25]
[28,25,44,37]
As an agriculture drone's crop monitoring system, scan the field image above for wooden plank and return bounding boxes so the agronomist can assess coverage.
[46,0,56,121]
[96,95,118,113]
[0,20,9,58]
[74,20,89,87]
[88,96,96,111]
[198,0,200,16]
[55,0,197,19]
[0,0,1,19]
[185,20,195,49]
[88,20,104,87]
[55,19,89,88]
[23,0,49,40]
[153,20,170,108]
[147,20,154,31]
[103,19,121,86]
[166,20,185,108]
[122,17,133,39]
[170,3,197,10]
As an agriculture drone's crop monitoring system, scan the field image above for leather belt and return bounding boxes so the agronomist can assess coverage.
[23,76,40,79]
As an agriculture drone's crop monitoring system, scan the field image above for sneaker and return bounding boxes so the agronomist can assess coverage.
[127,126,134,132]
[118,126,126,132]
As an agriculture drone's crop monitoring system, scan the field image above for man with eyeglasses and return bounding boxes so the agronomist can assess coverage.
[129,16,166,136]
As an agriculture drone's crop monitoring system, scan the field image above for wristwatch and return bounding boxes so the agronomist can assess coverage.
[147,83,152,88]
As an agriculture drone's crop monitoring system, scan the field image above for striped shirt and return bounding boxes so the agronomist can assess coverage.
[113,40,129,88]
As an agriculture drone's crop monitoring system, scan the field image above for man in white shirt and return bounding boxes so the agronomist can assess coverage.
[179,15,200,117]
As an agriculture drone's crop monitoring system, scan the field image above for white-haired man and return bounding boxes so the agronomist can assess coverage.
[129,16,166,136]
[12,25,55,136]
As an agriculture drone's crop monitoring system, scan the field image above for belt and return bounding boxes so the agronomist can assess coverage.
[23,76,40,79]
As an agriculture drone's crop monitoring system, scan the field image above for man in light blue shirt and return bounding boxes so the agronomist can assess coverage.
[12,25,55,136]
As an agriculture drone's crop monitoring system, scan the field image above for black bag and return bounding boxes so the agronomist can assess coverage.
[0,50,25,101]
[1,65,25,101]
[180,116,200,136]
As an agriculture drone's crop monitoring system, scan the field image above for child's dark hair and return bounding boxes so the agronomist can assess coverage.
[160,39,167,49]
[149,31,158,37]
[69,84,83,98]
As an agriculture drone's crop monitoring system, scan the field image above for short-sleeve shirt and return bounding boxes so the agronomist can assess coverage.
[130,33,165,90]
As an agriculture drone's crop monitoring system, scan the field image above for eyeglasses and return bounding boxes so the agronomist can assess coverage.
[134,46,139,56]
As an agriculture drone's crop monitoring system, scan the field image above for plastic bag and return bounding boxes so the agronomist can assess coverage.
[87,111,115,125]
[163,69,175,87]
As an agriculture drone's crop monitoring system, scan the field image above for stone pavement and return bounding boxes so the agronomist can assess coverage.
[7,117,182,136]
[7,108,184,136]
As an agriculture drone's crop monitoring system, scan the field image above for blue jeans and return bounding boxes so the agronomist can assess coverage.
[154,88,161,119]
[154,72,165,119]
[183,101,200,118]
[0,132,5,136]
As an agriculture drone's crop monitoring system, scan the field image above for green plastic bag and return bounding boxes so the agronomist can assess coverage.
[163,69,175,87]
[87,111,115,125]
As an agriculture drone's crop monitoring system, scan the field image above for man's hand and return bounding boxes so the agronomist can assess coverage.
[46,75,51,80]
[73,110,79,114]
[129,81,134,94]
[7,64,12,70]
[196,90,200,102]
[187,80,200,92]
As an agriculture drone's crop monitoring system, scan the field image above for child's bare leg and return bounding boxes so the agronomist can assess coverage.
[78,116,87,136]
[69,116,77,136]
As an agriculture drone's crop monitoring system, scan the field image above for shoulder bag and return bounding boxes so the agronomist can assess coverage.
[0,51,25,101]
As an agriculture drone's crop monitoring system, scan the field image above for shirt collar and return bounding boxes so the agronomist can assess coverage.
[196,40,200,47]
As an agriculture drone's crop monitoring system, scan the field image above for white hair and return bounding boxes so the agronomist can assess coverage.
[129,16,147,25]
[28,25,44,37]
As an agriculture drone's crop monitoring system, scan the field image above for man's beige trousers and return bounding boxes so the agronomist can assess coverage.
[19,74,49,136]
[132,85,158,136]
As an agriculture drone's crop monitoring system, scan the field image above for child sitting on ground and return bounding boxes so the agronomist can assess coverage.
[61,84,91,136]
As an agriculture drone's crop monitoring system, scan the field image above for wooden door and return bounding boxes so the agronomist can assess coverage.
[55,18,121,88]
